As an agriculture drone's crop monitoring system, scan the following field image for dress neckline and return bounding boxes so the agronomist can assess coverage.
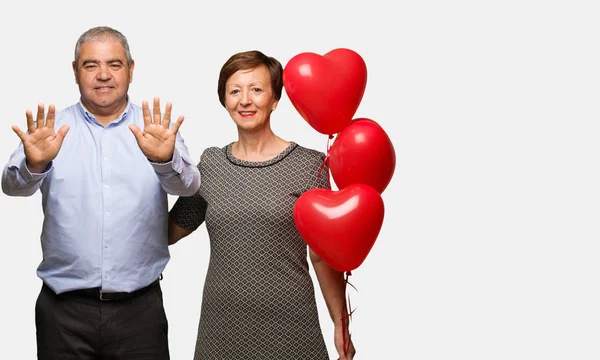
[225,142,298,168]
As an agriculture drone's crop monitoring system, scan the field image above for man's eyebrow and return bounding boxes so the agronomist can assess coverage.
[80,59,124,66]
[81,59,100,66]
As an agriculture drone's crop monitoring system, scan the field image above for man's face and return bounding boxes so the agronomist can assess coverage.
[73,39,134,120]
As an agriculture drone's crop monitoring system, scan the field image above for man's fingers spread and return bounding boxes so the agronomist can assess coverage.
[46,104,56,129]
[170,116,184,134]
[163,102,172,128]
[12,125,26,141]
[153,97,161,125]
[142,100,151,127]
[56,125,70,139]
[129,124,143,142]
[26,110,35,133]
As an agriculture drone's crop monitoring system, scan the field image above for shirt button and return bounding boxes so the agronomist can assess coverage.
[105,212,110,217]
[104,274,108,279]
[104,185,109,189]
[104,157,108,161]
[104,243,108,248]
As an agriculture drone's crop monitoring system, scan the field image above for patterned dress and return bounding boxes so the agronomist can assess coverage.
[169,142,330,359]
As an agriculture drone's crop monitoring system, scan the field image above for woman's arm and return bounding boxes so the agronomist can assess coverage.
[309,249,356,360]
[168,218,193,245]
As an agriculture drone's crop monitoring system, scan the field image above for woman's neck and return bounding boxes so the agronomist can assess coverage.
[233,129,290,162]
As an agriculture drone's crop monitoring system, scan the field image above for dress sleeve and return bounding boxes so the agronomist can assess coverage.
[307,151,330,191]
[168,161,208,231]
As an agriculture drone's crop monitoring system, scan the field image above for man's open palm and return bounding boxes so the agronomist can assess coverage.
[12,104,70,173]
[129,97,184,163]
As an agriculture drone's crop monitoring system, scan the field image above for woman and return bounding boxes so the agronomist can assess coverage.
[168,50,356,359]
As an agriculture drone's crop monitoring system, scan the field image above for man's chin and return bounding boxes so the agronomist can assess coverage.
[86,96,125,108]
[80,97,127,115]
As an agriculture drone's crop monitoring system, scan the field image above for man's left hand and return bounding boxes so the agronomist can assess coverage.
[129,97,184,162]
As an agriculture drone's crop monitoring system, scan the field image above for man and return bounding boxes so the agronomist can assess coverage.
[1,26,200,359]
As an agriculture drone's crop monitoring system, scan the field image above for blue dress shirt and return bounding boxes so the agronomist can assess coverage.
[1,101,201,294]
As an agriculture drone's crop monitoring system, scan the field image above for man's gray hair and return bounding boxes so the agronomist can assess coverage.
[74,26,132,67]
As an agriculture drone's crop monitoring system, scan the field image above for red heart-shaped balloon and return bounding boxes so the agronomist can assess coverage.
[293,183,384,272]
[283,48,367,135]
[329,118,396,194]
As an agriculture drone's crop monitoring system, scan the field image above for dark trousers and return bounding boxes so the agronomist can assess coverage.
[35,282,169,360]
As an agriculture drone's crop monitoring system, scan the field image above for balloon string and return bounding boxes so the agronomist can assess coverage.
[341,270,358,356]
[318,134,335,189]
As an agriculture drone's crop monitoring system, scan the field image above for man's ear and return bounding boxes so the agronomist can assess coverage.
[129,59,135,83]
[72,61,79,84]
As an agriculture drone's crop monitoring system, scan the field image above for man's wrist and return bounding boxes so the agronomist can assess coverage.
[149,156,173,164]
[26,159,51,173]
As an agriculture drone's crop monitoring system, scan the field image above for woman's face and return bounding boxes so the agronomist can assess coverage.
[224,65,279,133]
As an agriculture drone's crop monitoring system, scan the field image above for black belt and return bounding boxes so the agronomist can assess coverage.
[62,279,160,301]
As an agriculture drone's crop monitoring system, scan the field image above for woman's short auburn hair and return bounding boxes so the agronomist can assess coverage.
[217,50,283,107]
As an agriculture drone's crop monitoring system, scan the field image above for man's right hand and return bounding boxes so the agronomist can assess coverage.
[12,104,70,173]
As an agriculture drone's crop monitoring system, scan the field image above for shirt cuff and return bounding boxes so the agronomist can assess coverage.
[18,158,51,182]
[149,147,183,175]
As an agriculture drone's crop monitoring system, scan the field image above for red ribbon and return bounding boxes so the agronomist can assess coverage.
[318,134,335,189]
[341,270,358,356]
[318,134,357,356]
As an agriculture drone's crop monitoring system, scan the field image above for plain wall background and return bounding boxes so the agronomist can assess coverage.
[1,0,599,359]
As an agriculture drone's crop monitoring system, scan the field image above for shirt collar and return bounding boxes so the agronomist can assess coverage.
[77,97,131,127]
